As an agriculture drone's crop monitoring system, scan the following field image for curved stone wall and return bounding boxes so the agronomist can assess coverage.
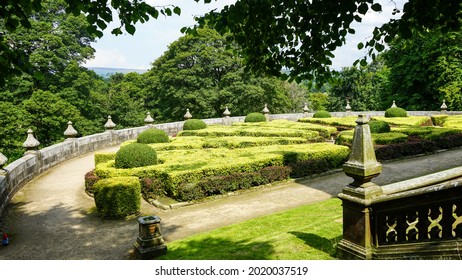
[1,111,461,216]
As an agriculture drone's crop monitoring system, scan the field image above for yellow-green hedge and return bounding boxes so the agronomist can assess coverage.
[93,176,141,219]
[95,143,350,199]
[298,116,359,127]
[371,116,432,127]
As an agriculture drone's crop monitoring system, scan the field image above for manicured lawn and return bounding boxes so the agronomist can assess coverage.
[159,198,342,260]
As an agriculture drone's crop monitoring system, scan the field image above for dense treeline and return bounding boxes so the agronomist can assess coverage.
[0,0,305,162]
[1,0,461,163]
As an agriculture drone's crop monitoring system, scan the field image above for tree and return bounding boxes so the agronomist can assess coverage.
[2,1,461,84]
[195,0,462,83]
[146,27,293,122]
[327,61,388,112]
[384,30,462,110]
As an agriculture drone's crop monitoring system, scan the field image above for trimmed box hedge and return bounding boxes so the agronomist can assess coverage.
[95,143,350,201]
[93,176,141,219]
[121,136,310,151]
[431,115,448,126]
[371,116,433,127]
[298,116,359,128]
[234,119,337,137]
[336,130,408,145]
[178,124,322,140]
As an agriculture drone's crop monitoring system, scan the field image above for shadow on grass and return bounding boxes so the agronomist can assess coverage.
[289,231,342,258]
[161,237,275,260]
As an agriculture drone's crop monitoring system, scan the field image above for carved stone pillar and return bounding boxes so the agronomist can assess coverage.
[337,115,383,260]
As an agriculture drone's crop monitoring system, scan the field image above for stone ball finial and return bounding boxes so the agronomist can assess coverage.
[303,102,309,113]
[144,112,154,124]
[262,104,270,114]
[184,109,192,120]
[23,129,40,150]
[0,152,7,169]
[441,99,448,111]
[104,115,116,130]
[223,106,231,117]
[64,121,78,139]
[391,100,397,108]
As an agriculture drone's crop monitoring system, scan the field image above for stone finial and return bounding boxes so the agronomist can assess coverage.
[0,152,7,170]
[222,106,232,126]
[223,106,231,117]
[23,129,40,152]
[64,121,78,140]
[391,100,397,108]
[303,102,309,113]
[144,112,154,125]
[345,100,352,112]
[262,104,270,122]
[184,109,192,120]
[441,99,448,112]
[342,115,382,199]
[104,115,116,130]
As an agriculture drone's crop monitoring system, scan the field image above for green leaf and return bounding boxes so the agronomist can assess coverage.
[371,3,382,12]
[360,59,367,67]
[358,3,368,15]
[126,24,136,35]
[173,6,181,16]
[357,42,364,50]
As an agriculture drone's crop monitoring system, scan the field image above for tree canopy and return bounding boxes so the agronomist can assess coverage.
[2,0,462,84]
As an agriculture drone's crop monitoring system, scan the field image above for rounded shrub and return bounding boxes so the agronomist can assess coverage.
[244,112,266,122]
[313,110,331,118]
[385,107,407,118]
[115,143,157,169]
[183,118,207,130]
[93,176,141,219]
[369,120,391,133]
[137,128,169,144]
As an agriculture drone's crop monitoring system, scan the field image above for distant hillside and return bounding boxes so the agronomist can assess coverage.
[88,67,148,78]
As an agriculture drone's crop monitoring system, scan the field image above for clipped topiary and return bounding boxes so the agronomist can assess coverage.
[369,120,391,133]
[93,176,141,219]
[115,143,157,169]
[137,128,169,144]
[385,107,407,118]
[313,110,331,118]
[244,112,266,122]
[183,118,207,130]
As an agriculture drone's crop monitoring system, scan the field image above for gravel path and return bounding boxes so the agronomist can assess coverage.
[1,146,461,259]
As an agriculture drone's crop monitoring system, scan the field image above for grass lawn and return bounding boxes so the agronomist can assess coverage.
[159,198,342,260]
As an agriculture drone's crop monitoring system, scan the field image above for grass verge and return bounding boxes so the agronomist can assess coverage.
[159,198,342,260]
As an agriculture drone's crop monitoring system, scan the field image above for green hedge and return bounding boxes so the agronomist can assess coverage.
[95,143,350,201]
[245,112,267,122]
[393,126,461,141]
[183,119,207,130]
[369,120,390,133]
[313,110,331,118]
[235,120,337,137]
[178,125,322,140]
[95,153,116,165]
[115,143,157,169]
[298,116,358,128]
[442,116,462,129]
[336,130,408,145]
[137,128,169,144]
[385,107,407,118]
[93,176,141,219]
[176,166,292,201]
[431,115,448,126]
[371,116,432,127]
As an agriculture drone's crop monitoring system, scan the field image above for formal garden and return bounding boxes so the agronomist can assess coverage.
[86,107,462,222]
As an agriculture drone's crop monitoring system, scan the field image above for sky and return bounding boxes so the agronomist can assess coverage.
[83,0,405,71]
